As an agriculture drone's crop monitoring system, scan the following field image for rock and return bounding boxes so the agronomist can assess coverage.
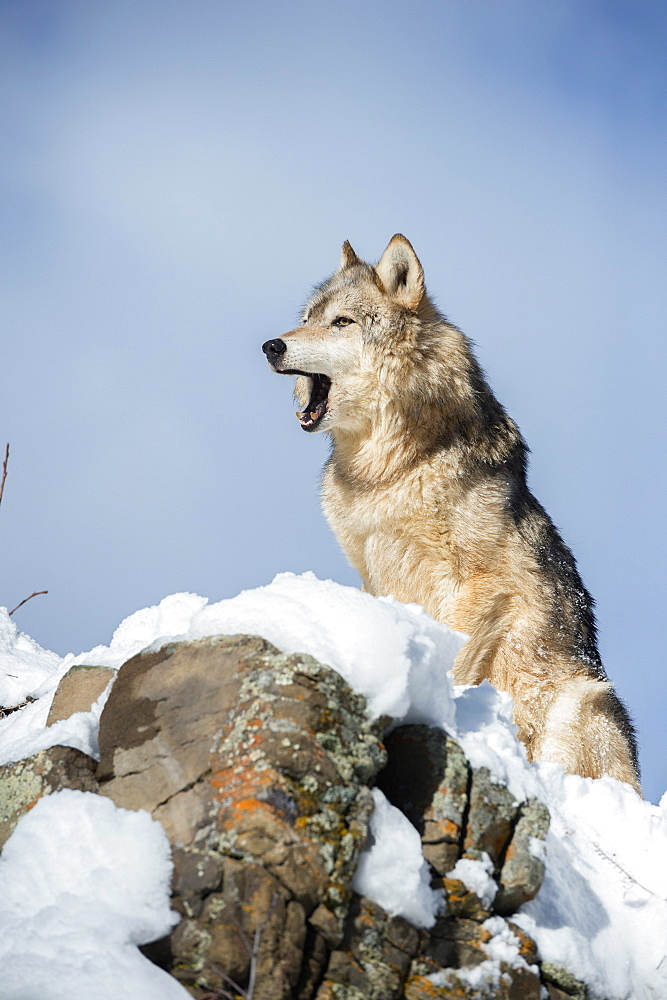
[377,725,450,832]
[0,746,98,850]
[377,725,470,877]
[316,895,424,1000]
[425,915,491,969]
[171,859,301,1000]
[97,633,386,998]
[403,974,447,999]
[314,984,367,1000]
[440,876,492,921]
[296,925,330,1000]
[103,634,556,997]
[422,736,470,873]
[46,664,115,725]
[0,630,584,1000]
[544,988,579,1000]
[463,767,518,869]
[407,951,542,999]
[496,798,550,915]
[540,963,588,999]
[506,922,539,967]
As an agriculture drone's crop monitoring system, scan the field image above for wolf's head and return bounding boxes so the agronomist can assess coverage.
[262,235,438,434]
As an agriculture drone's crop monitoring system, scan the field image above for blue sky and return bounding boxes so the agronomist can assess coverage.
[1,0,665,800]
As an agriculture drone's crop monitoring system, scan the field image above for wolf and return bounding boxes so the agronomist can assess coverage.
[262,235,640,791]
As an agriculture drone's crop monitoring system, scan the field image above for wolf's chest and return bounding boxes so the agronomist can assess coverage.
[322,469,425,546]
[321,467,460,612]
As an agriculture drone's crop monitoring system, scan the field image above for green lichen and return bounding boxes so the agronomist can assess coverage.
[328,985,367,1000]
[196,646,387,946]
[0,765,42,824]
[541,962,588,999]
[172,921,212,974]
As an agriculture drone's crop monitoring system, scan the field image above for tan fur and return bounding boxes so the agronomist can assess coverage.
[263,235,641,792]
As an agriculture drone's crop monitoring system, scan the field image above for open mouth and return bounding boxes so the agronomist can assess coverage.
[286,371,332,431]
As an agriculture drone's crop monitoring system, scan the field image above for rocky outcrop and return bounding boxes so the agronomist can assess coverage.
[97,634,385,998]
[0,634,589,999]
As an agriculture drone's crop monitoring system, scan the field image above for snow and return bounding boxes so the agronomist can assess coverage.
[0,789,187,1000]
[482,916,533,969]
[448,853,498,910]
[0,679,113,768]
[427,916,538,990]
[352,787,444,929]
[0,609,62,704]
[1,572,666,1000]
[514,769,667,999]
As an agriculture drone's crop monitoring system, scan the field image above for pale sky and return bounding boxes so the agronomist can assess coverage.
[1,0,665,801]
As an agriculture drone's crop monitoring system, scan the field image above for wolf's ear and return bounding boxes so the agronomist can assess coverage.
[339,240,361,269]
[375,234,424,310]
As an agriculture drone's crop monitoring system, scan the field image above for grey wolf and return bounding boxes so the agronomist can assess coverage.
[262,235,640,791]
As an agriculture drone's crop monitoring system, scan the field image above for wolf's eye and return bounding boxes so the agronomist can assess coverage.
[332,316,354,327]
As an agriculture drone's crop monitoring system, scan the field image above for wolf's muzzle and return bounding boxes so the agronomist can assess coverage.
[262,338,287,363]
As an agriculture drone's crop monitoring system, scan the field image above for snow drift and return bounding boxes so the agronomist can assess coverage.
[0,572,665,999]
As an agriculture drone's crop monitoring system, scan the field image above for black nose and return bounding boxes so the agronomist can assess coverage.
[262,338,287,360]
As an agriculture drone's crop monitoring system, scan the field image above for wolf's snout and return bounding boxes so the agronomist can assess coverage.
[262,338,287,361]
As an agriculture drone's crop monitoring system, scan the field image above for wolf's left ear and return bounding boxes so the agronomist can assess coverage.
[339,240,361,269]
[375,234,424,310]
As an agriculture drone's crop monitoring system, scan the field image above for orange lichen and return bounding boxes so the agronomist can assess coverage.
[442,877,469,907]
[403,975,445,998]
[231,797,270,814]
[503,841,518,862]
[507,921,538,964]
[435,818,460,840]
[209,754,280,821]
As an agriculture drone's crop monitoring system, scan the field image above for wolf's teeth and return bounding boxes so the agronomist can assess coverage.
[296,412,305,419]
[310,412,319,420]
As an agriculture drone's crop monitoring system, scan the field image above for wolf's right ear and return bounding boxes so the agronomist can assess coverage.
[375,234,424,310]
[339,240,361,269]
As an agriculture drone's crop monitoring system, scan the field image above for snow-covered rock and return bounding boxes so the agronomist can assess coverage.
[0,572,665,999]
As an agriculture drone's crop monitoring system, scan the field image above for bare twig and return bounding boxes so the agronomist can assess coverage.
[234,923,253,959]
[0,446,48,617]
[592,843,667,902]
[202,893,280,1000]
[212,966,248,999]
[198,988,240,1000]
[0,443,8,507]
[8,591,48,617]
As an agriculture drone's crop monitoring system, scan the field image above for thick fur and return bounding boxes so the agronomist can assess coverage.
[264,235,640,791]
